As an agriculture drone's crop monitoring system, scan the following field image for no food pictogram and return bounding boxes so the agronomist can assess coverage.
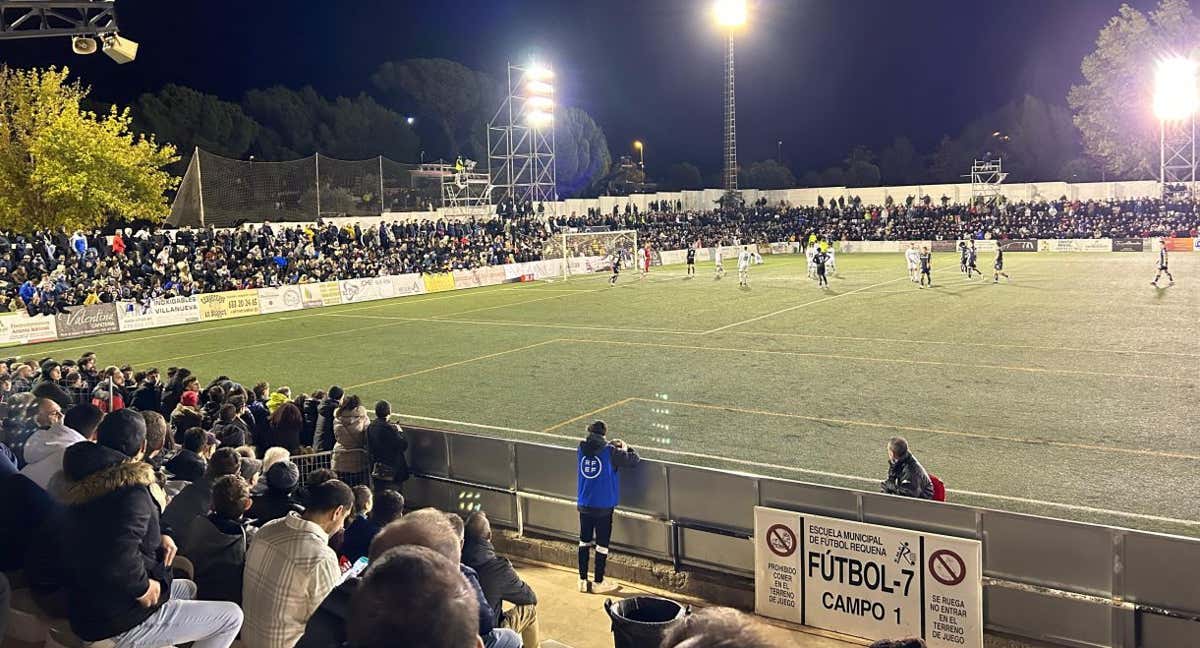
[766,524,797,558]
[929,549,966,586]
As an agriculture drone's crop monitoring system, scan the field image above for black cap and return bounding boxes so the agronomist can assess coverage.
[587,420,607,436]
[96,409,147,458]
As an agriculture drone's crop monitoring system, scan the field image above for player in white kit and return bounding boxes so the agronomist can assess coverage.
[738,246,753,287]
[714,245,726,279]
[905,244,921,282]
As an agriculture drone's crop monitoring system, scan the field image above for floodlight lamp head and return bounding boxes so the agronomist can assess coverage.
[72,36,98,55]
[526,63,554,80]
[714,0,747,27]
[525,80,554,96]
[634,141,643,150]
[526,96,554,111]
[525,111,554,128]
[1154,57,1198,121]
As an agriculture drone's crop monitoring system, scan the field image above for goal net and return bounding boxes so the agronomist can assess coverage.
[541,230,638,280]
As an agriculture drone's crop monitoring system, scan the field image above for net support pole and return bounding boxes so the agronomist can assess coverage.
[378,156,386,215]
[194,147,206,227]
[314,153,322,220]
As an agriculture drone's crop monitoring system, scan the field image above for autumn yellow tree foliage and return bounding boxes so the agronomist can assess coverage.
[0,66,178,231]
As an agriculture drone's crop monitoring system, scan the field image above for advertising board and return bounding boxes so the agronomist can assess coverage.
[256,286,304,314]
[0,313,57,346]
[755,506,982,648]
[197,289,261,321]
[1111,238,1144,252]
[116,297,202,331]
[55,303,120,339]
[997,239,1037,253]
[339,277,397,304]
[1164,237,1194,252]
[422,273,456,293]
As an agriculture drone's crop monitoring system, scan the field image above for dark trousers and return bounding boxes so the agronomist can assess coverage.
[578,509,614,582]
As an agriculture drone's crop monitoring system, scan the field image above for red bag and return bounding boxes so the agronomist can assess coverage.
[929,474,946,502]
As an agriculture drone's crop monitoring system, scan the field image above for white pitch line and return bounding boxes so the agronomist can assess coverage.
[389,413,1200,528]
[702,277,910,334]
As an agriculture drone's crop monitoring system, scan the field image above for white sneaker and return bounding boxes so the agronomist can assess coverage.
[578,579,589,593]
[591,580,620,594]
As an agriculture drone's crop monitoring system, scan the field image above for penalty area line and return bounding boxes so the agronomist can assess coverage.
[702,277,910,334]
[387,412,1200,528]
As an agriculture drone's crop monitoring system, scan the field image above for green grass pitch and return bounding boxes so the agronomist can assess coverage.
[20,252,1200,536]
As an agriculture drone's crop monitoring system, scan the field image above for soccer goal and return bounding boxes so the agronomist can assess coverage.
[542,230,638,280]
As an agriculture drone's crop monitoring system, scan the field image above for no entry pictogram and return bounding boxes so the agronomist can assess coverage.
[766,524,797,558]
[929,549,966,586]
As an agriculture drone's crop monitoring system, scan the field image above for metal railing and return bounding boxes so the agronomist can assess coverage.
[400,425,1200,648]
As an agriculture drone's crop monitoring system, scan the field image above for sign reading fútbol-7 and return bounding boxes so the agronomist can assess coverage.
[754,506,982,648]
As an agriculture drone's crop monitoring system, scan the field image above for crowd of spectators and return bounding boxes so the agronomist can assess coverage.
[3,196,1196,313]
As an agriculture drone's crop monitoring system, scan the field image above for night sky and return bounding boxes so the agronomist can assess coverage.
[0,0,1167,174]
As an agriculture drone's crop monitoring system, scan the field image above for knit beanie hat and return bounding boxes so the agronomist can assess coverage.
[587,420,607,436]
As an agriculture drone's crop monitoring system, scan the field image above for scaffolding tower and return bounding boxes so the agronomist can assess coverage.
[0,1,118,39]
[969,158,1007,205]
[1160,116,1196,199]
[487,62,557,212]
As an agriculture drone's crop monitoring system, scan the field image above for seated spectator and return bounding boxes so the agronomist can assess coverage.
[1,442,58,574]
[332,393,369,484]
[346,546,483,648]
[463,511,539,648]
[340,485,373,552]
[201,385,226,429]
[141,410,171,472]
[445,513,521,648]
[262,401,303,455]
[59,409,243,647]
[366,399,409,492]
[65,402,104,441]
[170,389,203,442]
[248,381,271,440]
[241,479,353,648]
[181,474,257,604]
[162,447,243,548]
[166,426,210,482]
[660,606,774,648]
[248,459,303,524]
[341,488,405,564]
[240,454,264,488]
[130,367,162,413]
[20,398,86,490]
[880,436,933,499]
[213,403,247,448]
[32,362,73,409]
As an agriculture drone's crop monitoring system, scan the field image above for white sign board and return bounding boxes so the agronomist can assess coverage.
[755,506,982,648]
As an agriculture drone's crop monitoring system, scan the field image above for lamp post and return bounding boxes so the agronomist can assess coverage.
[1154,57,1198,199]
[714,0,746,198]
[634,140,644,170]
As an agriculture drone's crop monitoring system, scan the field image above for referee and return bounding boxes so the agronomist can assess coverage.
[576,420,640,594]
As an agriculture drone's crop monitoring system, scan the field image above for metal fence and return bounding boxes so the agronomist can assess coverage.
[291,449,372,488]
[400,425,1200,648]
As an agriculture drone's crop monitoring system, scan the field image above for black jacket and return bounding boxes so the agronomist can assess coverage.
[211,420,247,448]
[130,382,162,413]
[462,537,536,626]
[60,443,173,641]
[33,380,74,408]
[301,398,319,447]
[365,418,408,482]
[160,476,214,547]
[882,451,934,499]
[164,448,206,482]
[314,397,338,451]
[247,488,303,525]
[179,513,252,604]
[295,577,358,648]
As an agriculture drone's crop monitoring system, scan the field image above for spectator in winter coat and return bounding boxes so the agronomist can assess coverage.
[20,399,86,490]
[331,394,369,481]
[339,489,404,564]
[880,437,934,499]
[166,427,210,482]
[248,460,303,524]
[130,368,162,413]
[300,391,321,448]
[463,511,539,647]
[261,401,303,455]
[314,386,342,451]
[59,409,244,647]
[365,400,408,491]
[171,391,203,443]
[180,475,257,604]
[212,404,247,448]
[161,447,242,548]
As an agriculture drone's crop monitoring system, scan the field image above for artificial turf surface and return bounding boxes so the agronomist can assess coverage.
[19,252,1200,537]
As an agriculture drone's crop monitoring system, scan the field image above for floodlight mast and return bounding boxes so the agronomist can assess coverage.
[487,61,558,214]
[714,0,745,201]
[1155,57,1198,199]
[0,1,117,39]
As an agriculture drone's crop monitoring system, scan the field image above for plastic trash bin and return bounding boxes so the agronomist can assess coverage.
[604,596,689,648]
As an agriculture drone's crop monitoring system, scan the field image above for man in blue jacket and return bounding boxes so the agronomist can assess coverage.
[576,420,640,594]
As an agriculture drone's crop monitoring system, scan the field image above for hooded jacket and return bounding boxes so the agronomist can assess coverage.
[170,404,203,443]
[19,423,85,490]
[576,432,640,513]
[164,448,206,483]
[60,442,173,641]
[301,398,320,447]
[882,451,934,500]
[331,406,369,473]
[130,381,162,413]
[462,536,537,627]
[247,488,303,525]
[160,475,216,546]
[180,513,254,604]
[365,417,408,482]
[314,397,339,451]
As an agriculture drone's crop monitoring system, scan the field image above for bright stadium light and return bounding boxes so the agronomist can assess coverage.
[526,96,554,110]
[1154,57,1198,121]
[526,110,554,128]
[714,0,747,27]
[526,62,555,80]
[525,79,554,95]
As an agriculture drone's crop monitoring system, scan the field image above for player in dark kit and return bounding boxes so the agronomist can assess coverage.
[993,247,1010,283]
[813,249,830,289]
[1152,241,1174,287]
[966,243,982,279]
[686,247,696,277]
[958,242,969,275]
[919,247,933,287]
[608,252,621,286]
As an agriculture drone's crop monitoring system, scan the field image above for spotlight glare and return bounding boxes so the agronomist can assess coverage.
[525,80,554,96]
[526,110,554,127]
[526,96,554,110]
[714,0,747,27]
[526,63,554,80]
[1154,57,1198,121]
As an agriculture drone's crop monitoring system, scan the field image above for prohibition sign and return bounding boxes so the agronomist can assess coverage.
[928,549,966,586]
[766,524,797,558]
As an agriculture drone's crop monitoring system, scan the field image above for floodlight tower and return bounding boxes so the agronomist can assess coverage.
[487,62,558,213]
[1154,57,1198,199]
[714,0,745,199]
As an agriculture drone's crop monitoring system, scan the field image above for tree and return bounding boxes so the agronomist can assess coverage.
[370,58,498,160]
[554,106,611,197]
[879,137,922,185]
[133,84,259,162]
[843,146,881,187]
[739,159,795,189]
[0,66,178,231]
[661,162,703,191]
[1068,0,1200,179]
